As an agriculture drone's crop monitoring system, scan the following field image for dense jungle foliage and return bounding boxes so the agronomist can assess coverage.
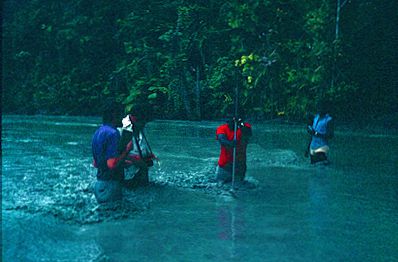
[3,0,398,125]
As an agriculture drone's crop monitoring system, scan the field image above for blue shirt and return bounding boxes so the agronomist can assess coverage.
[92,124,120,179]
[310,114,332,150]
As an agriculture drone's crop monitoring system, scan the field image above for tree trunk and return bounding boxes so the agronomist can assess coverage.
[195,65,201,119]
[179,71,193,119]
[332,0,348,88]
[336,0,341,40]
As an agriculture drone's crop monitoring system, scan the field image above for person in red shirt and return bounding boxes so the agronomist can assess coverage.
[216,114,252,183]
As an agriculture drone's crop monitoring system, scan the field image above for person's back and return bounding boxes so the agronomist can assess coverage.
[92,124,123,181]
[91,100,131,203]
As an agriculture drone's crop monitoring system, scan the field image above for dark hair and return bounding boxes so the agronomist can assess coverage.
[129,104,153,122]
[102,99,124,124]
[316,97,330,115]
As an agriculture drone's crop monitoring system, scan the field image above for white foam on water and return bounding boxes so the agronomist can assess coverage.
[66,141,79,145]
[18,138,42,143]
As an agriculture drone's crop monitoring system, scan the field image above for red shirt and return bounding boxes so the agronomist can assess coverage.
[216,122,251,167]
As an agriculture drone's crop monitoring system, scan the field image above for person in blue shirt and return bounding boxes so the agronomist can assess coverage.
[91,100,132,203]
[305,99,334,165]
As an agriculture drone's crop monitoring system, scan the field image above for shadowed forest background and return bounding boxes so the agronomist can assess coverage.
[3,0,397,126]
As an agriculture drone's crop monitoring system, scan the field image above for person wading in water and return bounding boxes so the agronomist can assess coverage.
[121,106,156,188]
[216,110,252,184]
[305,98,334,165]
[91,100,132,203]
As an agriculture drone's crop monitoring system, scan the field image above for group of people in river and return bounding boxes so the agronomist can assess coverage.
[91,98,334,203]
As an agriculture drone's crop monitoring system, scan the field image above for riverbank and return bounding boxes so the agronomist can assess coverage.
[3,112,398,135]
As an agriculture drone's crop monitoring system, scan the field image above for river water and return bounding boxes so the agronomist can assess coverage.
[2,115,398,261]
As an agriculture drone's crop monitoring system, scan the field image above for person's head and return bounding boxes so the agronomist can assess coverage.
[224,104,245,129]
[316,97,330,116]
[128,104,153,131]
[101,99,124,127]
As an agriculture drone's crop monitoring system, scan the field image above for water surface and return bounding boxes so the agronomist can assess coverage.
[2,115,398,261]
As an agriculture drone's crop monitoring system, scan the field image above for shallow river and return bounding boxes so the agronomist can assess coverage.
[2,115,398,261]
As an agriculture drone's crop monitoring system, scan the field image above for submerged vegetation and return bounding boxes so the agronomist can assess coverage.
[3,0,397,124]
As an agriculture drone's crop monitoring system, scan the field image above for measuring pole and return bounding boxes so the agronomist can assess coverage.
[231,71,239,192]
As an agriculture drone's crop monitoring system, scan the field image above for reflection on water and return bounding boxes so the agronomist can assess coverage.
[216,200,246,260]
[2,115,398,261]
[307,171,335,260]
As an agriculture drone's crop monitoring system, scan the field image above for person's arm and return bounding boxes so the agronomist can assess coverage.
[306,113,314,126]
[304,114,314,157]
[105,130,133,170]
[107,141,133,169]
[217,134,236,148]
[306,113,316,135]
[240,123,252,144]
[312,119,334,140]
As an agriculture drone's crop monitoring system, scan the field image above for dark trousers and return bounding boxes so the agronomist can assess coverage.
[94,180,122,203]
[123,164,149,189]
[310,152,328,164]
[216,163,247,183]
